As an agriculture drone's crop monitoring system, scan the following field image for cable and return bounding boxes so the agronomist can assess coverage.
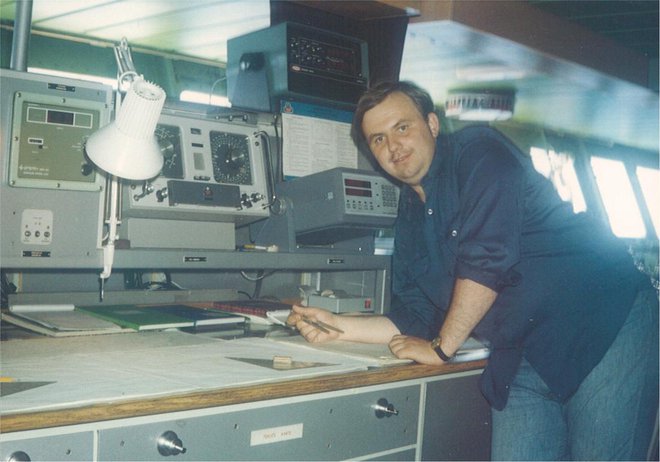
[239,270,277,300]
[273,114,283,183]
[252,271,264,299]
[254,130,277,209]
[208,76,227,106]
[239,270,275,281]
[237,290,252,300]
[1,272,17,309]
[123,270,185,291]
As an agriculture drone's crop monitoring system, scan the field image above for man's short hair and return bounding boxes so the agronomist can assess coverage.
[350,81,435,156]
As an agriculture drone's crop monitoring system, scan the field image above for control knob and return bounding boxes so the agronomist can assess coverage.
[156,187,169,202]
[373,398,399,418]
[7,451,31,462]
[240,193,253,208]
[157,430,187,456]
[133,183,155,201]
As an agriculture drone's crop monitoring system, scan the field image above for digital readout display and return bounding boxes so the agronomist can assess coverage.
[344,178,371,188]
[289,33,362,78]
[47,110,75,126]
[324,45,358,75]
[345,187,372,197]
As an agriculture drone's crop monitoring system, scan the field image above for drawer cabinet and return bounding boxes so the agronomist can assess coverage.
[0,432,94,461]
[421,372,491,461]
[97,385,420,461]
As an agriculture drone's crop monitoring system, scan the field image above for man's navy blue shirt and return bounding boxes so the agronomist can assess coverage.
[386,125,649,410]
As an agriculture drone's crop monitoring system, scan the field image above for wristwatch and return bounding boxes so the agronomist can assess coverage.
[430,335,453,362]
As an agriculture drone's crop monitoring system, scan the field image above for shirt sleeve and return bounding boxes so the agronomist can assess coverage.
[385,205,447,339]
[452,137,524,291]
[386,253,445,339]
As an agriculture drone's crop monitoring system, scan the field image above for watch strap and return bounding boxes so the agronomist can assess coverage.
[430,336,453,362]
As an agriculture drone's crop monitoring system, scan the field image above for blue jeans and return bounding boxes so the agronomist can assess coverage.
[491,288,659,461]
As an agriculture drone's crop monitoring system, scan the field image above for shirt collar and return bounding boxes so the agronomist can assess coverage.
[399,135,448,205]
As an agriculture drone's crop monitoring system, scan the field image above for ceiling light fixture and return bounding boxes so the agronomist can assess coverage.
[455,65,529,82]
[445,90,515,121]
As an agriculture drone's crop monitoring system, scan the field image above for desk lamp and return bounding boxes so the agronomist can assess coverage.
[85,39,166,299]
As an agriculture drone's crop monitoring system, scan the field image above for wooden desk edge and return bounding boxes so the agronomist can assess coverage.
[0,360,486,434]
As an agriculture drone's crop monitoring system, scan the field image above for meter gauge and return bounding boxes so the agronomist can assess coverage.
[155,124,184,179]
[210,131,252,185]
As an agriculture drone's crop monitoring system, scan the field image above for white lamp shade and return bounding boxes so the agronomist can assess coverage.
[86,79,166,180]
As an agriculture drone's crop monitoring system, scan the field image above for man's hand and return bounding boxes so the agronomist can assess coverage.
[287,305,342,343]
[388,334,445,365]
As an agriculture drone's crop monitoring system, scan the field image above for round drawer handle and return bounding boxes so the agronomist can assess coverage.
[7,451,31,462]
[373,398,399,418]
[157,430,187,456]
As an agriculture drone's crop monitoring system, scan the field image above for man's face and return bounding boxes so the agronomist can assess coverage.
[361,92,439,189]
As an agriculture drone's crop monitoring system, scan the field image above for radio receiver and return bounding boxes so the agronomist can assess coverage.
[227,22,369,112]
[120,106,273,250]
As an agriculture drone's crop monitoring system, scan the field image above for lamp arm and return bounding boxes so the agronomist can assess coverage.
[114,37,139,92]
[100,242,115,280]
[85,37,166,301]
[99,176,120,299]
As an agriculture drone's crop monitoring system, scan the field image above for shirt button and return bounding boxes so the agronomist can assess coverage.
[451,229,458,237]
[427,208,433,215]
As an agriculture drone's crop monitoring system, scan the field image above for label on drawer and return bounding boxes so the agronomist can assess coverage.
[250,423,304,446]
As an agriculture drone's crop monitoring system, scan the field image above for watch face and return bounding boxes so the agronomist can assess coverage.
[431,336,452,361]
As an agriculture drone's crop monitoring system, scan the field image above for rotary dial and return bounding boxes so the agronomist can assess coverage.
[155,124,184,179]
[210,131,252,185]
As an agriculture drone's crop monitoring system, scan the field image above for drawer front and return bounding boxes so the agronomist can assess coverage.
[98,385,420,461]
[0,432,94,461]
[363,447,417,461]
[422,374,492,461]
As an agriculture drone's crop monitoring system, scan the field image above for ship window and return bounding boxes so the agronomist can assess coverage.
[529,147,586,213]
[590,157,646,238]
[179,90,231,107]
[28,67,117,89]
[636,166,659,237]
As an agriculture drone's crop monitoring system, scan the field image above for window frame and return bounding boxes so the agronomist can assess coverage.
[580,140,659,241]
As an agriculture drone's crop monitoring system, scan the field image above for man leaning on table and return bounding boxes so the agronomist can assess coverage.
[287,80,659,461]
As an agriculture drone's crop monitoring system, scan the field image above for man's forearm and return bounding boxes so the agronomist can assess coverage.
[290,304,400,344]
[336,314,401,343]
[437,278,498,356]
